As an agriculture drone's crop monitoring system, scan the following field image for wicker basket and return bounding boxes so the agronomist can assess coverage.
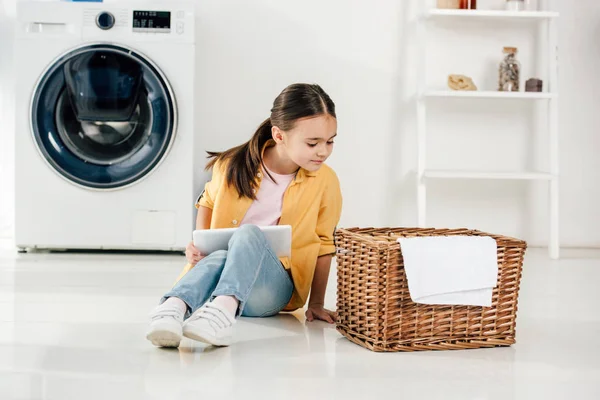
[335,227,526,352]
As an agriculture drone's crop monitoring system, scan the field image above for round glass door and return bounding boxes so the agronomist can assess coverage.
[31,44,176,189]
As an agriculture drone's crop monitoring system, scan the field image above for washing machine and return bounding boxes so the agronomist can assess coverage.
[14,1,200,251]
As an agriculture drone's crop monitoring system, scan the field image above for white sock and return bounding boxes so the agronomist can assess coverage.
[161,297,188,314]
[211,295,239,317]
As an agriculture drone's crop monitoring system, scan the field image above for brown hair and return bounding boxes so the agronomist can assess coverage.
[206,83,336,199]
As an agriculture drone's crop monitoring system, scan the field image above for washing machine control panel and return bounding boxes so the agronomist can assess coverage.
[133,10,171,33]
[96,12,115,30]
[81,5,194,42]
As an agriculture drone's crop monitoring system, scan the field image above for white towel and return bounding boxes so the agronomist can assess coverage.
[397,236,498,307]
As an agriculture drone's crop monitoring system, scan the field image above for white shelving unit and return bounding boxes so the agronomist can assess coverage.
[424,90,556,99]
[423,170,555,181]
[427,9,559,20]
[416,1,560,259]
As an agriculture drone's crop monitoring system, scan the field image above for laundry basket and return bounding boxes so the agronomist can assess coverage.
[335,227,527,352]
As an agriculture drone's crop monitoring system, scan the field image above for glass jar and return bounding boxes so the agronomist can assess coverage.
[506,0,525,11]
[498,47,521,92]
[461,0,477,9]
[437,0,461,9]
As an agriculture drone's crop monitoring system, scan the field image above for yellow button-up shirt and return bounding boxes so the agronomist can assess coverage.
[174,149,343,311]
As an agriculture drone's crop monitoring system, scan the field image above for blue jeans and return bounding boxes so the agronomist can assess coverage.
[162,224,294,318]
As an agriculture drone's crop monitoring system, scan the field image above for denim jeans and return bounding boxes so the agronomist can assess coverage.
[161,224,294,318]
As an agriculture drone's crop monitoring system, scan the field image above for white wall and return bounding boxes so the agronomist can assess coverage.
[1,0,599,248]
[554,0,600,248]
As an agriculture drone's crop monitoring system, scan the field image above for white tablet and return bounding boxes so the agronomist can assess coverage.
[192,225,292,258]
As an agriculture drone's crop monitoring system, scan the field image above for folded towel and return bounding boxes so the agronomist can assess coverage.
[397,236,498,307]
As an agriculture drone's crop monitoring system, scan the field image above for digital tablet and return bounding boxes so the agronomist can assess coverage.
[192,225,292,257]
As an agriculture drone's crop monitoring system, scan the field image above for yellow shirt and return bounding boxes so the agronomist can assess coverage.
[174,147,343,311]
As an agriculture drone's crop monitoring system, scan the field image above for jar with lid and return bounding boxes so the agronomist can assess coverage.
[498,47,521,92]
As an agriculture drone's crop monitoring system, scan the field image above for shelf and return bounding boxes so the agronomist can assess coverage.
[426,9,559,20]
[417,5,560,259]
[422,170,556,181]
[424,90,556,100]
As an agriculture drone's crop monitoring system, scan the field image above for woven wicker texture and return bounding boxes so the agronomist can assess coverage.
[335,227,526,352]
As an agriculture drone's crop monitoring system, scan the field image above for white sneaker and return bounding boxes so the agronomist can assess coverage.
[182,302,236,346]
[146,306,185,348]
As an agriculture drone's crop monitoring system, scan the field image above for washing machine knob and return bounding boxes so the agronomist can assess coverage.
[96,12,115,30]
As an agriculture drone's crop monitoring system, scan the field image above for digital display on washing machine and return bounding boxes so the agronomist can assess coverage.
[133,11,171,32]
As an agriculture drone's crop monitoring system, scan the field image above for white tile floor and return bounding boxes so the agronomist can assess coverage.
[1,240,599,400]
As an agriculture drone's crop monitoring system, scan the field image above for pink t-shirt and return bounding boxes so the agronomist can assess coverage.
[240,166,295,226]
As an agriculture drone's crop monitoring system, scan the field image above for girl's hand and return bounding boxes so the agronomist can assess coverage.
[305,304,337,324]
[185,241,204,265]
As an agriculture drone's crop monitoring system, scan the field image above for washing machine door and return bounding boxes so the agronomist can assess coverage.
[31,44,176,189]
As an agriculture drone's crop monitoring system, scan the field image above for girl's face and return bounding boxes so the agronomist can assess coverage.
[274,114,337,172]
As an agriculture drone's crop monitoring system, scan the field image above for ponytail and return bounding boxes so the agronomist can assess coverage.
[206,118,272,199]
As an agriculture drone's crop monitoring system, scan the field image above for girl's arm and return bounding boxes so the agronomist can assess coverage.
[184,206,212,265]
[306,254,336,324]
[196,205,213,230]
[306,169,342,324]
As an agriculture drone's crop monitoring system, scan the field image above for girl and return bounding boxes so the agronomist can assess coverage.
[146,83,342,348]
